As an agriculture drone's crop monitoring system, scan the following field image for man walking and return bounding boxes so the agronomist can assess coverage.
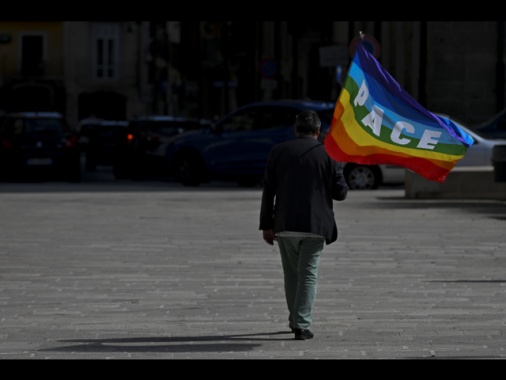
[259,110,349,340]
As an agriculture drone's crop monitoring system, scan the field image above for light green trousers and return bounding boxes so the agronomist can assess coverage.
[276,236,325,330]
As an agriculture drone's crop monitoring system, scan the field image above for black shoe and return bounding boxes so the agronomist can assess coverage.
[294,329,314,340]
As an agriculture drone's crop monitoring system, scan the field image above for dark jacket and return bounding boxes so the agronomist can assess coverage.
[259,136,349,245]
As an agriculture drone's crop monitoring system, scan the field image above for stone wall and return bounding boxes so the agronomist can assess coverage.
[425,21,501,125]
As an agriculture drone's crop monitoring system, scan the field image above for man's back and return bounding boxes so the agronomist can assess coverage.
[260,135,348,245]
[267,136,335,208]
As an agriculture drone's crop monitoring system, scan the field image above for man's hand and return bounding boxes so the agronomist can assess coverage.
[262,229,276,245]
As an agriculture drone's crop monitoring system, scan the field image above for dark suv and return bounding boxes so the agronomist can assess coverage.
[113,115,211,180]
[0,111,81,182]
[165,99,336,187]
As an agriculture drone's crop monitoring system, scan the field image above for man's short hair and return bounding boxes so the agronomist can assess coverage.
[295,110,321,135]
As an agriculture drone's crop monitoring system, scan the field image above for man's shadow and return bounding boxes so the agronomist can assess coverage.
[39,330,294,354]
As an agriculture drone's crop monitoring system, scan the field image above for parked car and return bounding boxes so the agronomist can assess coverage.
[113,115,211,180]
[435,113,506,167]
[341,162,405,190]
[165,100,331,187]
[0,111,81,182]
[76,118,128,172]
[164,99,404,189]
[470,108,506,140]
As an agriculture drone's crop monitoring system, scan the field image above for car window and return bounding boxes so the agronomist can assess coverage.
[221,111,255,133]
[79,124,97,135]
[25,118,65,134]
[129,120,143,130]
[488,113,506,138]
[254,106,298,131]
[149,121,184,137]
[495,113,506,130]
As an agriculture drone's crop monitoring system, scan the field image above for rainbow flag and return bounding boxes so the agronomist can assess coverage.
[324,35,474,183]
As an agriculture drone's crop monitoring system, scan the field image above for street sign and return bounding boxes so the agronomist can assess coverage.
[349,34,380,59]
[259,57,278,79]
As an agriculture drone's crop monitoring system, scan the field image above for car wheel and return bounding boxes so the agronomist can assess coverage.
[176,153,204,186]
[344,164,381,190]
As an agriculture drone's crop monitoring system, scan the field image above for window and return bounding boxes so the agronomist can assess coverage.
[221,111,255,133]
[25,119,63,134]
[20,34,45,77]
[254,107,297,131]
[92,23,120,80]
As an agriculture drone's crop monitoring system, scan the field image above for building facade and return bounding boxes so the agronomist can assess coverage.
[0,21,504,129]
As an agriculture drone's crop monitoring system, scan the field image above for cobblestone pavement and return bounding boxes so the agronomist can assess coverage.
[0,172,505,360]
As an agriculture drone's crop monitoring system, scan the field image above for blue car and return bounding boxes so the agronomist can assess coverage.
[165,100,336,187]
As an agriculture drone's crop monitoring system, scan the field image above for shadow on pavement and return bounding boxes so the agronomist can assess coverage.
[39,331,294,354]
